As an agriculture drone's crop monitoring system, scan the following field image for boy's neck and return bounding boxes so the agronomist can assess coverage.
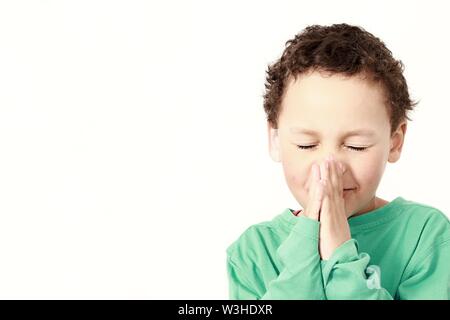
[351,196,389,218]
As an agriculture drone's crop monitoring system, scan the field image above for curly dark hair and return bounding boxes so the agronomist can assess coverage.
[263,23,419,136]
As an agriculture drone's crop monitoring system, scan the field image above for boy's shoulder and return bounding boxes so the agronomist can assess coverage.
[226,209,290,261]
[392,198,450,277]
[397,197,449,229]
[393,198,450,258]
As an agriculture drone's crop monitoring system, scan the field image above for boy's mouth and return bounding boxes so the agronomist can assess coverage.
[306,187,357,193]
[343,188,356,196]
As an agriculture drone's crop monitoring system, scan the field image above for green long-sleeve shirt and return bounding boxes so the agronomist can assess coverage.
[226,196,450,300]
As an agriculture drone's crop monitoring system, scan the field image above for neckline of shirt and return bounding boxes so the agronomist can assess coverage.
[280,196,405,233]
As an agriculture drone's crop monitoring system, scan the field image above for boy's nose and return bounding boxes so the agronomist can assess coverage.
[323,154,347,173]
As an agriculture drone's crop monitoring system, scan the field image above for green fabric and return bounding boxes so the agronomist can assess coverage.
[226,196,450,300]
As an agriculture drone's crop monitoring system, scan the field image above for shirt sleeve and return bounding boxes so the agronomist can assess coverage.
[396,238,450,300]
[227,216,326,300]
[320,238,394,300]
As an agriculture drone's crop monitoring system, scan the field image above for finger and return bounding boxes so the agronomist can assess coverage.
[305,163,320,206]
[318,181,328,221]
[319,159,330,196]
[307,163,319,198]
[330,159,344,199]
[319,159,329,183]
[338,162,346,174]
[328,157,340,193]
[312,161,320,182]
[305,163,322,220]
[313,162,325,201]
[336,161,344,194]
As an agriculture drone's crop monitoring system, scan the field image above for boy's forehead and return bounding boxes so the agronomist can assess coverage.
[289,126,377,138]
[279,72,390,135]
[281,71,388,121]
[284,72,385,108]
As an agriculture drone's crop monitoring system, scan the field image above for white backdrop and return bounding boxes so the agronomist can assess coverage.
[0,0,448,299]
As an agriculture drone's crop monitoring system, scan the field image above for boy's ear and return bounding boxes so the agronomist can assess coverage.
[388,121,407,163]
[268,121,281,162]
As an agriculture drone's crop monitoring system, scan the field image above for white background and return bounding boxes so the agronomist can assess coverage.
[0,0,449,299]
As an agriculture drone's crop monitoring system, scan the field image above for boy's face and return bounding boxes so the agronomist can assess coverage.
[268,70,406,217]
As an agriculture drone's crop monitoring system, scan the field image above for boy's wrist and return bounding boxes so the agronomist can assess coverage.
[319,215,351,260]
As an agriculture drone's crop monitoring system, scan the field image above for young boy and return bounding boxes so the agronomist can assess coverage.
[226,23,450,300]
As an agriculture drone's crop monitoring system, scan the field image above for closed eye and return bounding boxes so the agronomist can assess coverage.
[296,145,368,152]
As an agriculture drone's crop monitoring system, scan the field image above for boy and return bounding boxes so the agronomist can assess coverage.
[226,23,450,300]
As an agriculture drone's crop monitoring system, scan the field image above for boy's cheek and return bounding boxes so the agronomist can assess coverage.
[283,163,309,191]
[286,173,309,202]
[281,161,310,202]
[292,175,306,192]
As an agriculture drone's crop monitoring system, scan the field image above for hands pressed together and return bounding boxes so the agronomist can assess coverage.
[300,154,352,260]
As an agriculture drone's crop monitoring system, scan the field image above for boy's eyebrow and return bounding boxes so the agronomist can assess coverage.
[289,127,377,137]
